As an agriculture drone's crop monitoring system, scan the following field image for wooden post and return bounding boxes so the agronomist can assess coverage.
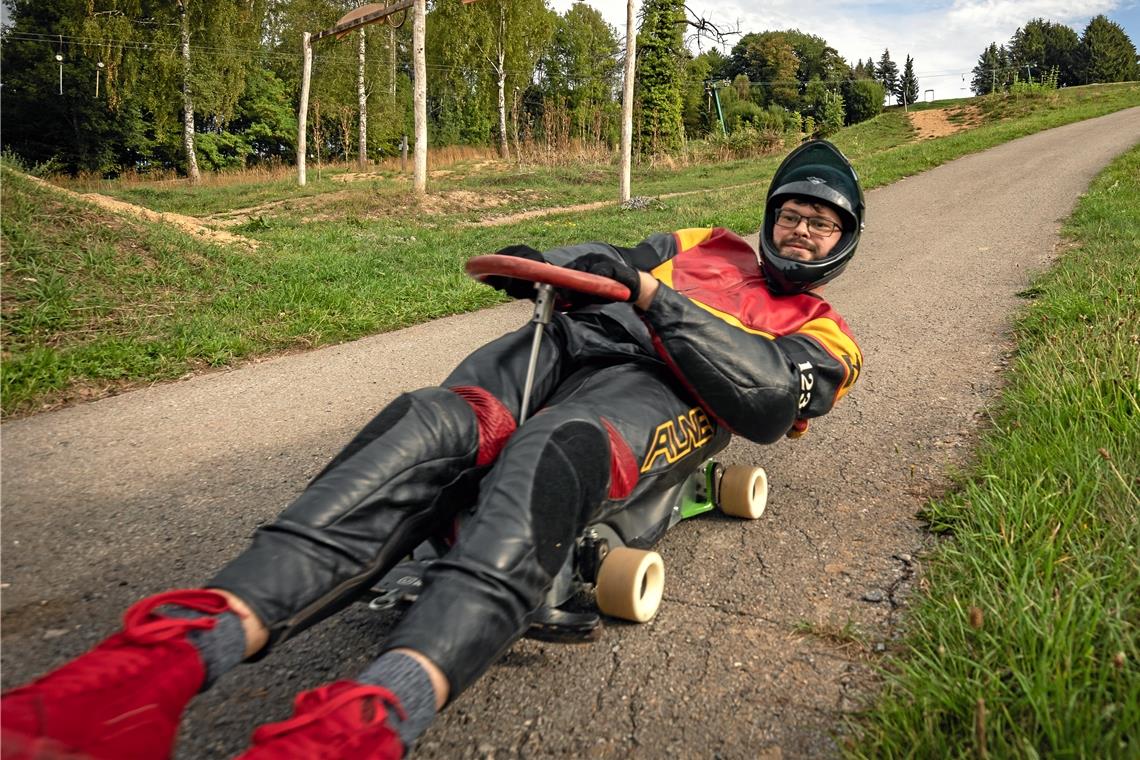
[413,0,427,197]
[401,134,408,172]
[618,0,636,203]
[298,31,312,186]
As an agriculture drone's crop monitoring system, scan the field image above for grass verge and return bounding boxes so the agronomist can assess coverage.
[849,146,1140,757]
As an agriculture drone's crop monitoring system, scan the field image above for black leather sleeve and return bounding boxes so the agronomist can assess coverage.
[541,233,678,271]
[640,285,850,443]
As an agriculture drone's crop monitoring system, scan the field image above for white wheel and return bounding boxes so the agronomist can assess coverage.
[718,465,768,519]
[595,547,665,623]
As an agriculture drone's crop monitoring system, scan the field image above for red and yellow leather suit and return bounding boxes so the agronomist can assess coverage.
[210,227,861,698]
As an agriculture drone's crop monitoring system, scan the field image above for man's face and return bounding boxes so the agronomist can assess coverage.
[771,199,844,262]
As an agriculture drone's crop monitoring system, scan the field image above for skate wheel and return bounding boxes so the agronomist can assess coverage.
[595,547,664,623]
[718,465,768,519]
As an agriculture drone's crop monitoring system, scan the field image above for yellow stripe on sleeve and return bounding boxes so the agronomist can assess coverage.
[674,228,716,251]
[798,317,862,398]
[650,258,676,288]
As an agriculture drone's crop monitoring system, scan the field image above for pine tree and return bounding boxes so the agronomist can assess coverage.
[897,55,919,106]
[876,49,898,105]
[1080,15,1139,83]
[972,43,1002,94]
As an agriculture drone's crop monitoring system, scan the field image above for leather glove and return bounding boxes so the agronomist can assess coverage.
[559,253,641,307]
[484,245,546,299]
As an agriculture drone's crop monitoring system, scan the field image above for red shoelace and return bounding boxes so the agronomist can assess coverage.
[121,589,230,643]
[252,682,407,743]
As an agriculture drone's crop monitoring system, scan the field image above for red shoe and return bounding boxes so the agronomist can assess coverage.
[1,589,231,760]
[237,681,406,760]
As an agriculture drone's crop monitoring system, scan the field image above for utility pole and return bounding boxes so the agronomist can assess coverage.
[298,32,312,186]
[618,0,636,203]
[412,0,426,197]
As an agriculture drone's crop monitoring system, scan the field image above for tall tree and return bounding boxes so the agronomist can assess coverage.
[897,54,919,106]
[1080,15,1139,83]
[635,0,686,155]
[972,42,1003,94]
[784,29,848,86]
[1037,20,1082,86]
[178,0,200,182]
[540,3,620,143]
[876,49,898,105]
[0,0,144,174]
[427,0,552,154]
[729,31,799,110]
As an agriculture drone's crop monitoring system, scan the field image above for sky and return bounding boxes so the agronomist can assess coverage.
[549,0,1140,101]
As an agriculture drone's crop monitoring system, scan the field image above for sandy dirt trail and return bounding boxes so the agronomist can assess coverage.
[2,107,1138,759]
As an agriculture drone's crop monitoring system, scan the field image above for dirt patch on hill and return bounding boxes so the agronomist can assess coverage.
[909,106,983,140]
[25,174,258,250]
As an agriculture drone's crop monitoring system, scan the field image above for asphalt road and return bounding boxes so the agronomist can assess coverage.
[3,107,1138,759]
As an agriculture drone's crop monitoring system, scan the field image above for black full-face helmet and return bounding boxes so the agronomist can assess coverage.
[760,139,865,294]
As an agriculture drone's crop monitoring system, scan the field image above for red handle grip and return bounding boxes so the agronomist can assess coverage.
[465,254,631,302]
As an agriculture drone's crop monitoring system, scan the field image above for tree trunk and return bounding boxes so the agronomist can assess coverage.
[180,1,200,184]
[495,5,508,160]
[413,0,427,197]
[619,0,636,202]
[358,28,367,169]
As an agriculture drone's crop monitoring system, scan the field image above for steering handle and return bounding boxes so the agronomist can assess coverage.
[465,254,631,302]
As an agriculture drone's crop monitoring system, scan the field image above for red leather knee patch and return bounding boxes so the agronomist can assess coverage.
[449,386,516,466]
[601,417,639,500]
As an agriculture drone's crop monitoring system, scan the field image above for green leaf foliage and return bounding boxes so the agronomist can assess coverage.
[841,79,885,125]
[635,0,687,155]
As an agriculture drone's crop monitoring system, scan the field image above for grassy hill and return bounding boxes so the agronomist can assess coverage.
[3,82,1138,416]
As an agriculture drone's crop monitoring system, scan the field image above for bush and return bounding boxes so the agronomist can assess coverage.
[686,125,786,162]
[724,100,764,130]
[841,79,885,125]
[195,131,253,172]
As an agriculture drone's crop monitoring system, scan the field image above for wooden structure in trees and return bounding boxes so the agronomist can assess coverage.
[298,0,479,195]
[297,1,420,189]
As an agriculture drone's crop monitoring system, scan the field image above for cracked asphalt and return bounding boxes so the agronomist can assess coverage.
[3,108,1139,758]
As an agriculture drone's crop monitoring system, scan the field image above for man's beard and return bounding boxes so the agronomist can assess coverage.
[778,236,819,261]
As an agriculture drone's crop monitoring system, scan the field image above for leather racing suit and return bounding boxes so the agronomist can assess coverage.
[209,227,862,699]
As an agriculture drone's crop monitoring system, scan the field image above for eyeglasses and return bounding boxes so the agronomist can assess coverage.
[774,208,841,237]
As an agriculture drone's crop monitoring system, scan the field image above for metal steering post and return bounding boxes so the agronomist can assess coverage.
[519,283,555,425]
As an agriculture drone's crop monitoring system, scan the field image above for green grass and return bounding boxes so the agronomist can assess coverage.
[2,83,1138,415]
[849,146,1140,759]
[0,169,501,413]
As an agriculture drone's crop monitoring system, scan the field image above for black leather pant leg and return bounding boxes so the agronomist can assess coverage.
[209,386,483,649]
[383,402,610,696]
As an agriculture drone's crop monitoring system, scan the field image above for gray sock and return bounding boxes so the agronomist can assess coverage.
[356,651,439,748]
[165,608,247,690]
